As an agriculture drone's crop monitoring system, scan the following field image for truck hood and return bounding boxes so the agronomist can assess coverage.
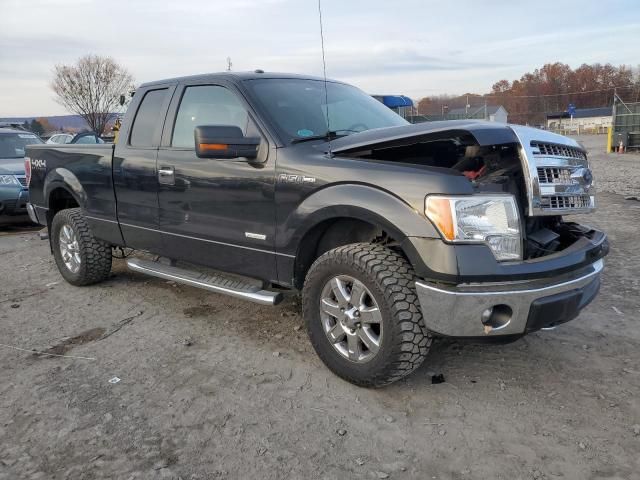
[323,120,592,218]
[327,120,582,155]
[0,158,25,175]
[328,120,519,154]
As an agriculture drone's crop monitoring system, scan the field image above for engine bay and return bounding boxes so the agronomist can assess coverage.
[342,133,593,260]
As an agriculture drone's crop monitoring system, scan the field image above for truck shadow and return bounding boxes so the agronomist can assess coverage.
[0,223,41,236]
[106,259,609,392]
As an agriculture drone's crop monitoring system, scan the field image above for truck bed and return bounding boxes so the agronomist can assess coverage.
[26,143,122,244]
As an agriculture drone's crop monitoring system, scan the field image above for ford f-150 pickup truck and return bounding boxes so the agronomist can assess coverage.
[25,71,608,387]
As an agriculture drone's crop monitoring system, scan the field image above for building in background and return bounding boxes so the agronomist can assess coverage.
[372,95,415,119]
[546,107,612,134]
[446,105,508,123]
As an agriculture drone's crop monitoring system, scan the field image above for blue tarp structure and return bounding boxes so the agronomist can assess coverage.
[380,95,413,108]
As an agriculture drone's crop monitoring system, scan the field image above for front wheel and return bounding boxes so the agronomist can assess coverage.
[51,208,112,286]
[302,243,431,387]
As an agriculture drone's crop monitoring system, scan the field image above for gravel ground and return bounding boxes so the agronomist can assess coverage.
[1,136,639,480]
[575,134,640,198]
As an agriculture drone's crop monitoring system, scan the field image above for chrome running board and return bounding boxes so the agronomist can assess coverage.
[126,258,283,306]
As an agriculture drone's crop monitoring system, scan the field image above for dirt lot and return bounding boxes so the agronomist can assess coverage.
[1,135,639,480]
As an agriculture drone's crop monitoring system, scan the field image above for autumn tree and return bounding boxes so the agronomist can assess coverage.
[418,62,640,125]
[35,117,55,134]
[491,80,510,94]
[51,55,134,135]
[28,119,45,136]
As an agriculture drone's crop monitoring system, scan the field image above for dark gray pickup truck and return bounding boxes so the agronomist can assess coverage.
[25,71,608,387]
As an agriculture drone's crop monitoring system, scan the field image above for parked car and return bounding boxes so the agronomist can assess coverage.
[0,127,42,224]
[25,72,607,387]
[46,133,73,145]
[70,131,105,144]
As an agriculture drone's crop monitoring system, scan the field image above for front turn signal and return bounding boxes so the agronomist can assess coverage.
[425,197,455,241]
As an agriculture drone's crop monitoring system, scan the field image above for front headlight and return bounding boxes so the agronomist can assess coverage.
[0,175,20,186]
[425,195,522,261]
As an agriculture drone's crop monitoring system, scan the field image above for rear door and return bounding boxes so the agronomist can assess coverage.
[113,85,175,252]
[155,80,278,282]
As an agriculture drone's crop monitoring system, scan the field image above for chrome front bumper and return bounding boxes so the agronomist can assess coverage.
[415,259,603,337]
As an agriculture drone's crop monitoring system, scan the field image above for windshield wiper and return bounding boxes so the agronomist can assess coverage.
[290,130,358,144]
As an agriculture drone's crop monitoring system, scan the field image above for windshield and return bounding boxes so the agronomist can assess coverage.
[244,78,408,143]
[0,132,43,158]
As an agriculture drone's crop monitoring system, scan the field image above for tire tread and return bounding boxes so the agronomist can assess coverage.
[303,243,432,387]
[52,208,111,286]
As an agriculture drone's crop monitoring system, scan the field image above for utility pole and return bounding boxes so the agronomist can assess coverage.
[441,104,449,120]
[226,57,233,71]
[611,87,617,153]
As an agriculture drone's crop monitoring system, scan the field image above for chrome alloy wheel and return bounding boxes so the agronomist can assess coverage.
[319,275,383,363]
[59,224,81,274]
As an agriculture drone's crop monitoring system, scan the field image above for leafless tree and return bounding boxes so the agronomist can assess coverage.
[51,55,134,135]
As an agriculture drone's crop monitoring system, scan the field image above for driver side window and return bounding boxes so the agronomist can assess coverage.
[172,85,249,148]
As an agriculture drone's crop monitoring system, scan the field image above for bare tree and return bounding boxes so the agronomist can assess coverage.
[51,55,134,135]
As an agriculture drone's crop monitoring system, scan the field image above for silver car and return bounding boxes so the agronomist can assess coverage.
[46,133,73,144]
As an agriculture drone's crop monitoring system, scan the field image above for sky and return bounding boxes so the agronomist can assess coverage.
[1,0,639,116]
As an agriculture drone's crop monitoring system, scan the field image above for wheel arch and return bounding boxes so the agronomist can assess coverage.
[44,168,86,215]
[283,184,439,288]
[293,215,382,289]
[291,208,426,289]
[43,170,86,252]
[46,185,81,226]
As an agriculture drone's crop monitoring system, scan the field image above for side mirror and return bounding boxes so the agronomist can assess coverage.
[194,125,260,160]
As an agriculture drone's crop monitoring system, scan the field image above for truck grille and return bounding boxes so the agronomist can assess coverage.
[541,195,592,210]
[531,142,586,161]
[537,167,572,185]
[528,139,594,214]
[509,126,595,216]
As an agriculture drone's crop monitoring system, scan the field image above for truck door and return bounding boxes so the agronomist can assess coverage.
[155,82,278,282]
[113,85,175,252]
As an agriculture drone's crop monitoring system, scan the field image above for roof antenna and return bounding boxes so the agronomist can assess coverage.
[318,0,332,157]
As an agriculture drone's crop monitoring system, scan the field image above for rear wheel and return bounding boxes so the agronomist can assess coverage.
[51,208,112,286]
[302,243,431,387]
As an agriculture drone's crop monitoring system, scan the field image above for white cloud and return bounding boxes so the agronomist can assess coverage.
[0,0,639,115]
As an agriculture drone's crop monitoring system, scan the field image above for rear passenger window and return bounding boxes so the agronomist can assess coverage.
[130,88,167,147]
[172,85,249,148]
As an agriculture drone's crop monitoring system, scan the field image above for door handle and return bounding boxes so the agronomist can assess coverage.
[158,166,175,185]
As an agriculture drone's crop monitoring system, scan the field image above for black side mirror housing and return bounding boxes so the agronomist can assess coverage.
[194,125,260,160]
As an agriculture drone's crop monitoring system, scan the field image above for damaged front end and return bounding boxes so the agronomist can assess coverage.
[331,121,598,263]
[330,121,607,338]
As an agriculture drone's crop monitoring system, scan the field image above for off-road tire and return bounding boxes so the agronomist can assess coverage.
[302,243,431,387]
[51,208,112,286]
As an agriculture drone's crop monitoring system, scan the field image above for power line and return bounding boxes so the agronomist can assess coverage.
[405,83,639,100]
[484,84,638,99]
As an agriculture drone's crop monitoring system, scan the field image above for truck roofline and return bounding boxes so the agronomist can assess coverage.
[139,71,345,88]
